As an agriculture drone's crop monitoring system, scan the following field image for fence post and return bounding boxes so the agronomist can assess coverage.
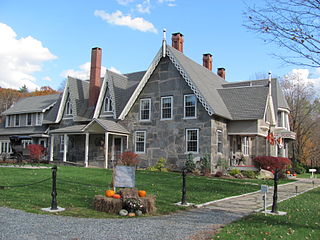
[181,168,187,205]
[51,165,58,210]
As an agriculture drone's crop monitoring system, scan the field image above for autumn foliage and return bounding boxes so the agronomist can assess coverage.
[118,151,140,166]
[27,144,45,162]
[254,156,291,171]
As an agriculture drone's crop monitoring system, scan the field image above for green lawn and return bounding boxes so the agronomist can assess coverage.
[297,173,319,179]
[0,166,292,218]
[213,186,320,240]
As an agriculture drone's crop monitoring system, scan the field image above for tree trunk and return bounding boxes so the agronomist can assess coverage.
[271,169,279,213]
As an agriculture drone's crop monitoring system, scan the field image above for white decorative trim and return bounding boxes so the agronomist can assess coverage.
[108,74,117,119]
[166,48,214,116]
[56,79,70,123]
[93,70,108,119]
[42,101,57,113]
[118,48,163,120]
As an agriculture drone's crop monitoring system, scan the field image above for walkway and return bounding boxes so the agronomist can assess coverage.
[0,178,319,240]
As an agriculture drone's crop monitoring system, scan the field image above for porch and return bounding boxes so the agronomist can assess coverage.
[49,119,130,168]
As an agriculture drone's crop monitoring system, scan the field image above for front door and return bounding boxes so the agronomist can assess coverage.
[113,137,123,161]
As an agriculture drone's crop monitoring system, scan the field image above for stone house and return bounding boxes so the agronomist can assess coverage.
[0,32,295,171]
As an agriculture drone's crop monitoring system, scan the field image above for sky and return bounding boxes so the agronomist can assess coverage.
[0,0,319,91]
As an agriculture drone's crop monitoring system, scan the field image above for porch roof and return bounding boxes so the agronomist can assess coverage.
[49,125,86,134]
[273,128,296,140]
[83,119,130,134]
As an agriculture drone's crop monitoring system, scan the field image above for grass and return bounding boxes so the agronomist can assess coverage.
[297,173,319,179]
[213,186,320,240]
[0,166,293,218]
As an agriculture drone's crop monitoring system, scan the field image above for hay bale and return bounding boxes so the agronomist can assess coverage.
[139,195,156,214]
[119,188,139,200]
[93,195,122,214]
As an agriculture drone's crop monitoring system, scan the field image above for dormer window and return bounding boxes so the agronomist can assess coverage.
[104,97,113,112]
[66,100,73,115]
[36,113,43,126]
[5,115,12,127]
[26,113,32,126]
[14,115,20,127]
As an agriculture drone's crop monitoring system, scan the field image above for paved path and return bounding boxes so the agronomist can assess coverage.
[0,178,319,240]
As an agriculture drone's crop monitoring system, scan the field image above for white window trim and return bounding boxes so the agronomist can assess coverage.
[139,98,151,122]
[183,94,197,119]
[66,99,72,116]
[14,115,20,127]
[185,128,199,154]
[59,135,64,152]
[241,136,249,156]
[35,113,43,126]
[26,113,32,126]
[0,140,12,154]
[5,116,10,128]
[135,131,146,154]
[104,97,113,113]
[161,96,173,120]
[217,130,223,154]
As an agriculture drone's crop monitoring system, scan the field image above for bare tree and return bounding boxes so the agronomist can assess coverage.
[244,0,320,67]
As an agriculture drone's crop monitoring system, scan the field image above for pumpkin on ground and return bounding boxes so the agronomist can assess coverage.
[113,194,121,199]
[138,190,147,197]
[105,190,115,197]
[286,171,291,174]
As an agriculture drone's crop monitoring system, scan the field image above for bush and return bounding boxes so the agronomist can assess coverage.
[118,152,140,166]
[27,144,45,163]
[253,156,291,172]
[242,170,257,179]
[216,157,228,173]
[200,154,211,176]
[294,163,306,174]
[229,168,241,176]
[185,153,196,173]
[215,171,223,177]
[147,158,168,172]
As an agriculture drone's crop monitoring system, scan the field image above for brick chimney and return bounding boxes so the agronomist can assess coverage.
[203,53,212,71]
[171,32,184,52]
[217,67,226,80]
[89,47,102,107]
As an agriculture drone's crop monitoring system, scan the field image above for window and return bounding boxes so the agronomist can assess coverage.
[135,131,146,153]
[186,129,199,153]
[104,97,113,112]
[66,100,72,115]
[161,96,173,120]
[0,141,12,154]
[241,137,249,156]
[22,139,32,149]
[14,115,20,127]
[60,135,64,152]
[217,130,223,153]
[26,113,32,126]
[184,94,197,118]
[36,113,43,126]
[140,99,151,121]
[5,115,11,127]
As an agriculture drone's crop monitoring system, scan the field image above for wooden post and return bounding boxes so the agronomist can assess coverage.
[63,134,68,162]
[84,133,89,167]
[105,132,109,169]
[50,135,54,162]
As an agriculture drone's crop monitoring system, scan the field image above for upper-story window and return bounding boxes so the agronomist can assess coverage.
[104,97,113,112]
[66,99,72,115]
[135,131,146,153]
[36,113,43,126]
[184,94,197,118]
[26,113,32,126]
[217,130,223,153]
[140,98,151,121]
[5,115,12,127]
[161,96,173,120]
[277,111,290,130]
[14,115,20,127]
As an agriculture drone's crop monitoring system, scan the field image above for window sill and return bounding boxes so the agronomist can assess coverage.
[160,118,173,121]
[183,117,197,120]
[139,120,151,122]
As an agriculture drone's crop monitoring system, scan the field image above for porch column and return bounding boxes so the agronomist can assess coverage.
[63,134,68,162]
[84,133,89,167]
[50,135,54,161]
[105,132,109,169]
[126,135,129,151]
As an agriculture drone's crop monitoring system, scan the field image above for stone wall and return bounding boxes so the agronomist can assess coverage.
[122,57,227,169]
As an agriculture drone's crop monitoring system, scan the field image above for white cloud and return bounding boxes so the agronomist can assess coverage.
[158,0,176,6]
[285,68,320,89]
[43,76,52,82]
[136,0,151,14]
[109,66,121,74]
[117,0,136,5]
[94,10,157,33]
[61,62,115,80]
[0,23,57,90]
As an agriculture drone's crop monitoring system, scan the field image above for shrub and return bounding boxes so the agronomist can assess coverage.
[229,168,241,176]
[185,153,196,173]
[200,154,211,176]
[216,157,228,173]
[242,170,257,179]
[118,152,140,166]
[253,156,291,172]
[27,144,45,163]
[147,158,168,172]
[215,171,223,177]
[294,163,306,174]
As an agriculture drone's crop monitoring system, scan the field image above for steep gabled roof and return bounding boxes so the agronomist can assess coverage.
[218,86,269,120]
[2,94,59,115]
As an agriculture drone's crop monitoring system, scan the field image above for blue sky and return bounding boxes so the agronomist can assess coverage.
[0,0,319,90]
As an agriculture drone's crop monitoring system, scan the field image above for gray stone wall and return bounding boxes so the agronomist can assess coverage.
[122,57,227,169]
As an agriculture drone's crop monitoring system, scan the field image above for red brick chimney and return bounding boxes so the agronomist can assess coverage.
[217,68,226,80]
[89,47,102,107]
[203,53,212,71]
[171,32,184,52]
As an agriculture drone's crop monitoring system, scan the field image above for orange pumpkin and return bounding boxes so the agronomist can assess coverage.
[286,171,291,174]
[293,173,297,176]
[138,190,147,197]
[113,194,121,199]
[105,190,115,197]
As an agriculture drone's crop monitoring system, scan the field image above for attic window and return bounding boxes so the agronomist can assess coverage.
[104,97,113,112]
[66,100,73,115]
